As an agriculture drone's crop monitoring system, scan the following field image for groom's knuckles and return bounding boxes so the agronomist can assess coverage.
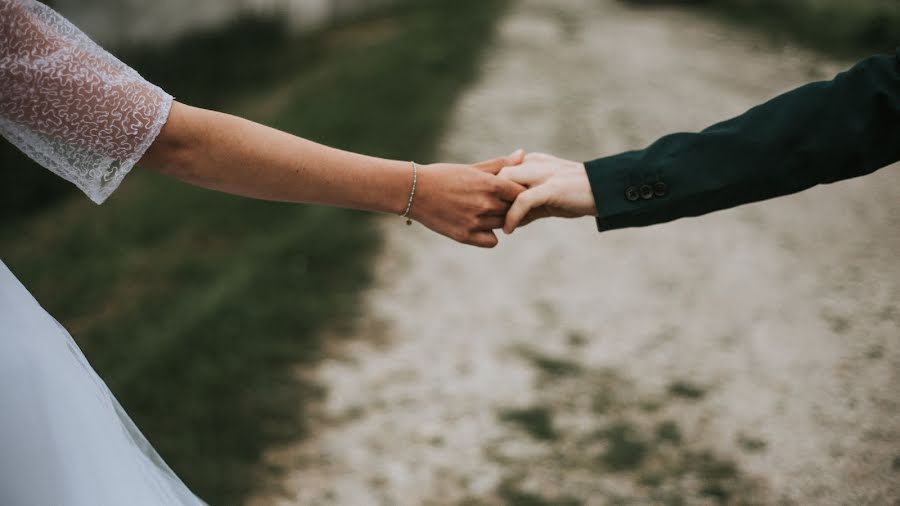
[497,166,524,184]
[498,163,523,178]
[525,152,552,163]
[500,164,547,186]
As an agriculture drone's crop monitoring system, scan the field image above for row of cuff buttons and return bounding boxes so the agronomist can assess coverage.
[625,181,668,202]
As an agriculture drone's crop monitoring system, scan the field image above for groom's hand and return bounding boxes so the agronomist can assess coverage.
[498,152,597,233]
[410,150,526,248]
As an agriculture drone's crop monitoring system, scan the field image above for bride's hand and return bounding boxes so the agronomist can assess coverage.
[410,150,526,248]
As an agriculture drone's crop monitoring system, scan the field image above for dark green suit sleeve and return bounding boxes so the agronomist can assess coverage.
[585,51,900,232]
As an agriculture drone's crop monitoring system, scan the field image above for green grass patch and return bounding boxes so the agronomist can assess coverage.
[483,368,766,504]
[598,421,649,471]
[686,450,741,503]
[656,420,683,444]
[736,433,767,453]
[567,330,588,347]
[0,0,509,504]
[592,388,615,414]
[522,349,584,379]
[667,380,707,400]
[500,406,559,441]
[695,0,899,58]
[638,470,665,487]
[497,481,583,506]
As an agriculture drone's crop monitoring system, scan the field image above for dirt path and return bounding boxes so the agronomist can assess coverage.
[252,1,900,504]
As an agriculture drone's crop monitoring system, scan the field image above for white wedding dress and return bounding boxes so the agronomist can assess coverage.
[1,0,206,504]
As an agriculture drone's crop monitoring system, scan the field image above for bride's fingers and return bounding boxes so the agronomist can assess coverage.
[473,149,525,175]
[492,176,526,202]
[504,185,552,234]
[468,230,500,248]
[478,215,506,230]
[498,165,538,186]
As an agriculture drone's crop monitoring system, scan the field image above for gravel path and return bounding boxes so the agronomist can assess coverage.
[252,1,900,504]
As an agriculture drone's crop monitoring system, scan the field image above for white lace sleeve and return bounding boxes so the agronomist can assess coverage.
[0,0,172,204]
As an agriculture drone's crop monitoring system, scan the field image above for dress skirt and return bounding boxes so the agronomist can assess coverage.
[0,261,205,506]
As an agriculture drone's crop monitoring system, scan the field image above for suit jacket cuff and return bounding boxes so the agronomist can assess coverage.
[585,151,671,232]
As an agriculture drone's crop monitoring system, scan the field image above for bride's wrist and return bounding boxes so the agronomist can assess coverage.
[358,158,416,216]
[398,161,419,221]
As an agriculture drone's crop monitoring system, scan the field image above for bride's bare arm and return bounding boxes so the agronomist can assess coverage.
[141,102,525,247]
[1,0,523,247]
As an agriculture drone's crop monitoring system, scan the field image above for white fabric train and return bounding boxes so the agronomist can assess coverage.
[0,261,207,505]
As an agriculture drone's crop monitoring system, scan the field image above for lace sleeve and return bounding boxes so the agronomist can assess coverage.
[0,0,172,204]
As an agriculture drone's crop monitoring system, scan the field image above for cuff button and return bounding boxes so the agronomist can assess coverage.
[625,186,641,202]
[639,184,654,200]
[653,181,668,197]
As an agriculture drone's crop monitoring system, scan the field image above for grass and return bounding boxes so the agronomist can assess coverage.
[688,451,741,502]
[486,367,766,504]
[667,380,707,399]
[521,349,583,378]
[698,0,899,58]
[0,0,509,504]
[736,433,767,453]
[497,481,583,506]
[592,388,615,414]
[599,421,649,471]
[567,330,588,347]
[621,0,899,58]
[499,406,559,441]
[656,420,683,444]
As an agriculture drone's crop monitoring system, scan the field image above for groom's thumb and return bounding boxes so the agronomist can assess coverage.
[504,184,549,234]
[473,149,525,175]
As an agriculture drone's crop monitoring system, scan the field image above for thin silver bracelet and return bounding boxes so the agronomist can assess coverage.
[401,161,418,225]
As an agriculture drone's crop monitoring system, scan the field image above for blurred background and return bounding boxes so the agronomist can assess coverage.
[1,1,898,505]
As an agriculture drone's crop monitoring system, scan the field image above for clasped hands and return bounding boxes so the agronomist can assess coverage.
[411,150,597,248]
